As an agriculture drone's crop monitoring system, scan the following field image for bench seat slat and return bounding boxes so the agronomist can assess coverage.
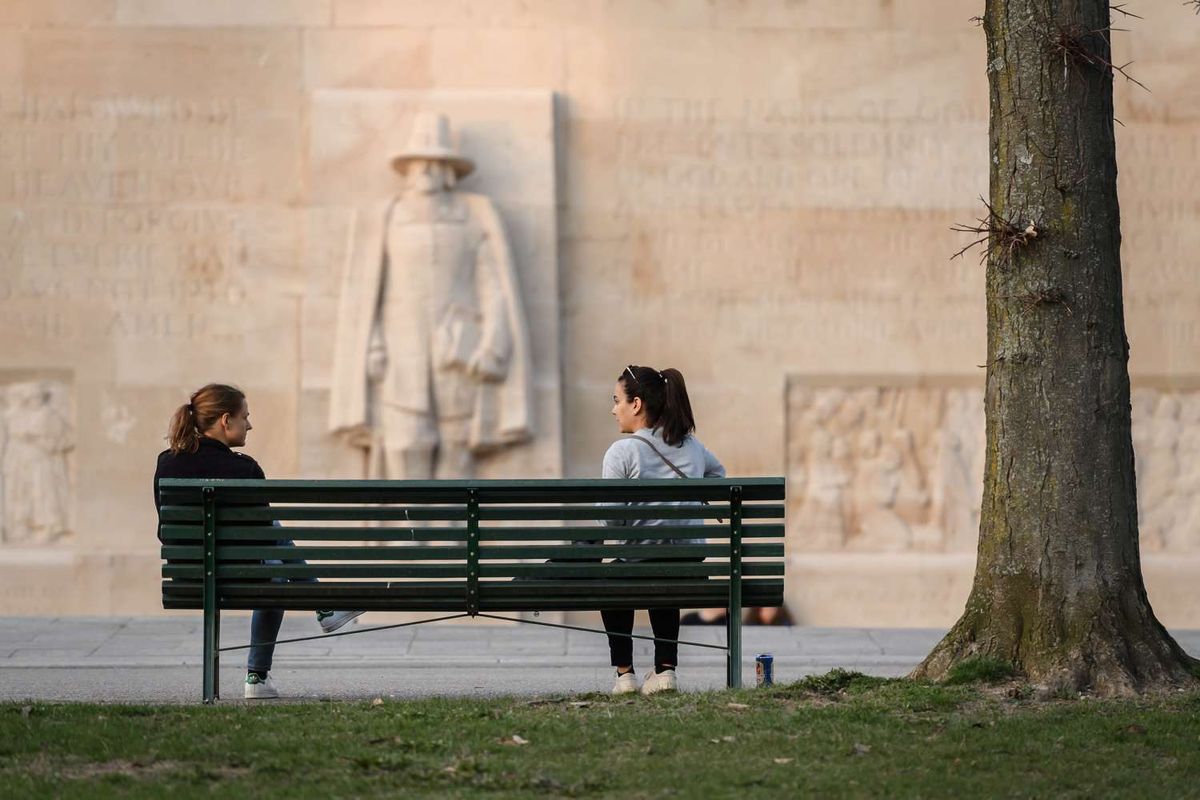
[161,578,784,611]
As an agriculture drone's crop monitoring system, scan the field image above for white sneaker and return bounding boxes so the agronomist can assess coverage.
[641,669,678,695]
[244,672,279,699]
[612,670,639,695]
[316,610,363,633]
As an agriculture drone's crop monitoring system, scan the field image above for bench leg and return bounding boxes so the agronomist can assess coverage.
[726,484,743,689]
[726,602,742,689]
[203,607,220,704]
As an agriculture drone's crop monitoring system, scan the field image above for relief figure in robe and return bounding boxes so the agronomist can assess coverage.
[1,382,73,544]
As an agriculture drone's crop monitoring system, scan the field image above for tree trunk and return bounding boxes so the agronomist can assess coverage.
[912,0,1199,695]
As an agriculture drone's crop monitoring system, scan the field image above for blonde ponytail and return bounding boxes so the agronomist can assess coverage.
[167,403,201,454]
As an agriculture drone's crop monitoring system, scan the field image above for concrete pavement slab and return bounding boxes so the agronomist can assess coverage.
[3,617,1197,704]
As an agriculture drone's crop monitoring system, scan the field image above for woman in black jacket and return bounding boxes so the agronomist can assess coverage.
[154,383,361,698]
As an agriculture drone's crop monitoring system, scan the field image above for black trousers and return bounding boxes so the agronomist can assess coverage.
[601,608,682,669]
[600,556,703,669]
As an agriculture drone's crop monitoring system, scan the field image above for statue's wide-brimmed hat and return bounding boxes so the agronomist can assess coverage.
[390,111,475,178]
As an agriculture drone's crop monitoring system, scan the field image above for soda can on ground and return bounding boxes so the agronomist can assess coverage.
[755,653,774,687]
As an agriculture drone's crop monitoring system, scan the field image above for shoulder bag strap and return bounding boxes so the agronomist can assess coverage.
[627,434,688,478]
[627,434,723,523]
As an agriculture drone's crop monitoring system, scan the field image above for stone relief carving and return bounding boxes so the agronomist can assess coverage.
[0,381,74,545]
[788,384,982,553]
[329,111,534,480]
[788,382,1200,553]
[101,393,137,444]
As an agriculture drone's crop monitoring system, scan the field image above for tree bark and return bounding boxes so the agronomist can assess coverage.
[912,0,1199,695]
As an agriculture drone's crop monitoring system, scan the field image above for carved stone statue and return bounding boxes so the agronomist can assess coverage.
[1,381,73,544]
[329,112,533,479]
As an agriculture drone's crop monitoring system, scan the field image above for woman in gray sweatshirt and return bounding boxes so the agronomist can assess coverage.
[602,365,725,695]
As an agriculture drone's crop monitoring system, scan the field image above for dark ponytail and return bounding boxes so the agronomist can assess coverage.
[617,365,696,447]
[167,383,246,454]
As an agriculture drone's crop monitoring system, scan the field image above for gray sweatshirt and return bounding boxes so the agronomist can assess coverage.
[600,426,726,548]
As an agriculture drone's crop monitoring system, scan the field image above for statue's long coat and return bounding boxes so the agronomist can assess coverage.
[328,193,533,452]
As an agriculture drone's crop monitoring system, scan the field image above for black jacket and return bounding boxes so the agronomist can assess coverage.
[153,437,266,511]
[154,437,268,545]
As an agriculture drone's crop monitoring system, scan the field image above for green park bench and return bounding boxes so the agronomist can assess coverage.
[158,477,786,703]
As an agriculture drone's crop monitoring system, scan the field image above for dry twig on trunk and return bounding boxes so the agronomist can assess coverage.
[951,197,1039,265]
[1052,22,1148,91]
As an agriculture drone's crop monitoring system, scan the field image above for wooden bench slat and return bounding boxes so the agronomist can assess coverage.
[160,505,203,522]
[161,542,784,562]
[218,507,468,522]
[208,504,784,523]
[157,477,786,505]
[483,505,784,521]
[162,561,782,580]
[481,562,783,579]
[161,579,784,612]
[159,577,786,594]
[477,524,784,541]
[163,545,468,561]
[218,526,468,542]
[164,564,467,579]
[479,543,784,559]
[161,523,784,543]
[160,524,204,541]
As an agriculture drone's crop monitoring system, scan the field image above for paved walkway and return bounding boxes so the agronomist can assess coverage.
[3,617,1197,704]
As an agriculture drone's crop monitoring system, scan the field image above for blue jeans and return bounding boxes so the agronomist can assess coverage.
[246,538,316,673]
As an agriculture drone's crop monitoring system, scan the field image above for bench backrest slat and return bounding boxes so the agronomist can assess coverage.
[158,477,785,505]
[160,523,785,543]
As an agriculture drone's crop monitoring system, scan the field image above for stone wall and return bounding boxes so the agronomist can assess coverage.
[0,0,1196,621]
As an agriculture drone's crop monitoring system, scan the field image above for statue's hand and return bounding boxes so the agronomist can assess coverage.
[366,346,388,382]
[467,349,506,381]
[345,425,375,449]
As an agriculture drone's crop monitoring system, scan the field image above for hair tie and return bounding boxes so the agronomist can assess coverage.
[658,371,667,383]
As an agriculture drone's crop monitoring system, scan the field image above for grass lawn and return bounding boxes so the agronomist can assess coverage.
[3,671,1198,798]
